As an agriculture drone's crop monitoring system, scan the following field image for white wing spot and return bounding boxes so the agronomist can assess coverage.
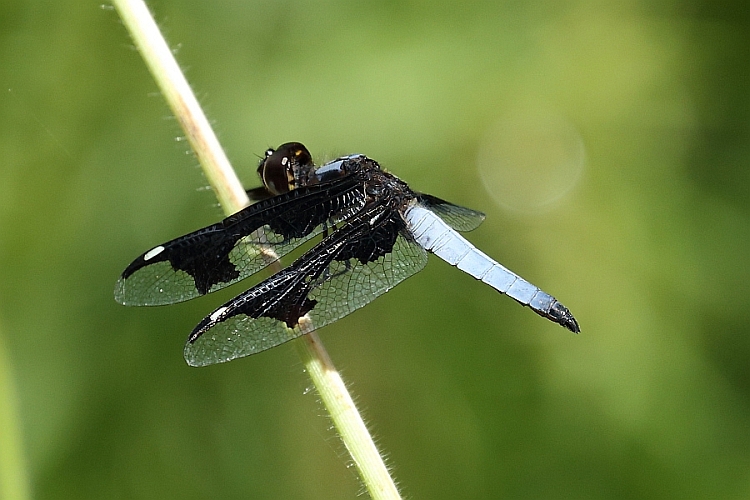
[144,245,165,261]
[369,212,382,226]
[210,306,228,323]
[281,156,288,166]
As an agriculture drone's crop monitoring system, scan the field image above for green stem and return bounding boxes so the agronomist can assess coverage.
[0,323,31,500]
[111,1,401,498]
[295,320,402,498]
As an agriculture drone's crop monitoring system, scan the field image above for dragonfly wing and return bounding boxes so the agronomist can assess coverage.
[416,193,485,232]
[115,178,364,306]
[184,205,428,366]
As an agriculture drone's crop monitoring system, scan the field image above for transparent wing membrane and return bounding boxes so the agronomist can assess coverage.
[184,208,428,366]
[115,179,364,306]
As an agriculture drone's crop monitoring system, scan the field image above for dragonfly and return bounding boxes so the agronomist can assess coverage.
[115,143,579,366]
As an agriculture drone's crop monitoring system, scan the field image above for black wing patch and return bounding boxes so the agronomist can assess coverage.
[183,206,429,366]
[245,186,274,202]
[114,178,364,306]
[416,193,485,232]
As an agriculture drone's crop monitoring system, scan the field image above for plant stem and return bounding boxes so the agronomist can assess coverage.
[0,324,30,500]
[111,1,401,498]
[294,321,402,499]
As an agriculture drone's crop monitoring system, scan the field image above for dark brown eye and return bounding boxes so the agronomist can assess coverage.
[290,145,312,169]
[256,142,312,196]
[259,151,291,195]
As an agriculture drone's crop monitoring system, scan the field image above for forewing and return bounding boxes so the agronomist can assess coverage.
[184,208,428,366]
[115,179,364,306]
[416,193,485,231]
[245,186,273,202]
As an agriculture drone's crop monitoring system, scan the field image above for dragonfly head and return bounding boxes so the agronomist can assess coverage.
[257,142,314,195]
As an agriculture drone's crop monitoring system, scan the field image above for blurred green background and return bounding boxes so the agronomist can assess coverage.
[2,1,749,498]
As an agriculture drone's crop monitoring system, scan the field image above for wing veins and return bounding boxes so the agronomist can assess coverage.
[184,201,429,365]
[116,177,363,306]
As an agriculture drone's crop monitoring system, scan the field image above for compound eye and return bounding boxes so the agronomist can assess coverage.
[257,151,292,195]
[291,145,312,169]
[256,142,313,195]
